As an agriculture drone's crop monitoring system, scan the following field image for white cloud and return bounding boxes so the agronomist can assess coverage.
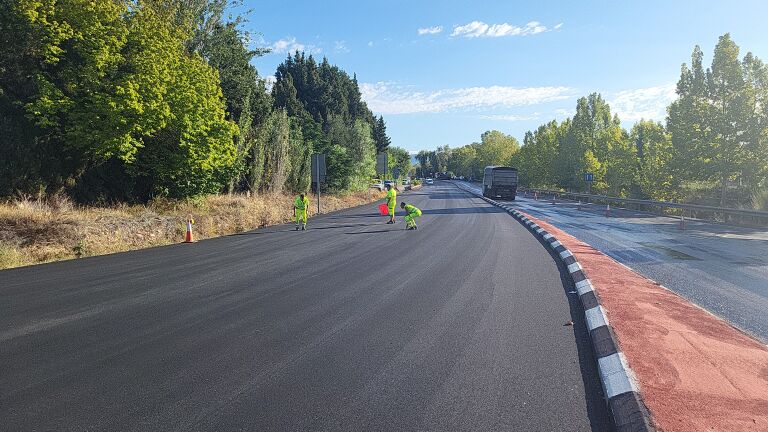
[263,75,277,91]
[554,108,575,118]
[451,21,488,38]
[451,20,556,38]
[269,37,321,54]
[478,113,540,121]
[554,23,564,30]
[360,82,573,115]
[334,40,349,53]
[609,84,677,122]
[367,41,374,47]
[418,25,443,35]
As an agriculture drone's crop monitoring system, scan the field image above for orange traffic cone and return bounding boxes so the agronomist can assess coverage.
[184,214,195,243]
[604,204,611,217]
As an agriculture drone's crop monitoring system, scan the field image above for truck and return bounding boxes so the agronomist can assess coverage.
[483,166,518,200]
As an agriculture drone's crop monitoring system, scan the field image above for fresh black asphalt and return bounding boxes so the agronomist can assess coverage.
[0,182,611,431]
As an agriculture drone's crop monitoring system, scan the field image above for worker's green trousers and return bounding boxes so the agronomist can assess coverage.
[295,209,307,225]
[405,212,420,227]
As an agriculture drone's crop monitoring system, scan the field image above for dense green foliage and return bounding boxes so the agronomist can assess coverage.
[417,131,520,179]
[269,53,383,192]
[0,0,389,201]
[386,146,412,179]
[425,34,768,208]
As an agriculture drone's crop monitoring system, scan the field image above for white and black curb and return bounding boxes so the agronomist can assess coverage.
[456,183,655,432]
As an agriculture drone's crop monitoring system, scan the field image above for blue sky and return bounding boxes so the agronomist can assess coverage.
[244,0,768,153]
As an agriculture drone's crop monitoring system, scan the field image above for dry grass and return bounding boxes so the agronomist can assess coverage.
[0,189,384,270]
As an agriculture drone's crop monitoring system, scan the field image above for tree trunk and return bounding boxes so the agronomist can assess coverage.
[720,175,727,207]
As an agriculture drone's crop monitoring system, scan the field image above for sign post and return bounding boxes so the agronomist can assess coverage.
[376,153,388,177]
[584,172,594,195]
[312,154,327,214]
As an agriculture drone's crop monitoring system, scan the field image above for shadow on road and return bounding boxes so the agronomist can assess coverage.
[421,207,505,215]
[527,225,614,432]
[327,214,382,220]
[344,229,398,235]
[425,193,473,200]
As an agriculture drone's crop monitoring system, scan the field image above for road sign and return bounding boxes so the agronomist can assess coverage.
[376,153,388,176]
[392,167,400,179]
[312,154,326,214]
[311,154,326,184]
[584,173,594,182]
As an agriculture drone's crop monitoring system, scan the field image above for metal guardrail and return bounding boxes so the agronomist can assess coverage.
[518,187,768,227]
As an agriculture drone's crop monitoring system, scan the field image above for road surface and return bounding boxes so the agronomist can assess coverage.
[463,181,768,343]
[0,183,611,431]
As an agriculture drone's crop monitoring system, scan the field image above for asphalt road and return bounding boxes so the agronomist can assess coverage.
[463,181,768,343]
[0,182,611,431]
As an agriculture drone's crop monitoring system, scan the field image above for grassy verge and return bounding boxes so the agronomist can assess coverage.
[0,189,384,270]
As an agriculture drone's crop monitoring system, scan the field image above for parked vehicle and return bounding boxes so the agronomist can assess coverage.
[425,178,434,185]
[383,180,396,189]
[482,166,518,200]
[401,179,412,190]
[370,179,385,191]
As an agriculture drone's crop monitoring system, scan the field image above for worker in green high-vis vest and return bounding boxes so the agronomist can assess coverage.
[385,183,397,224]
[400,201,422,230]
[294,193,309,231]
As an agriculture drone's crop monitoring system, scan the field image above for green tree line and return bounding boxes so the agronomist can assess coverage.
[0,0,391,202]
[424,34,768,209]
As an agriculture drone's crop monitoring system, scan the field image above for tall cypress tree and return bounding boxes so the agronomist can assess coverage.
[373,116,392,153]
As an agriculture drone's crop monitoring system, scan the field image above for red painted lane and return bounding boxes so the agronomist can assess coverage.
[520,211,768,432]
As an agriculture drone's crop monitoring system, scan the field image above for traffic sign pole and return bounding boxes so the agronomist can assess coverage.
[316,157,321,214]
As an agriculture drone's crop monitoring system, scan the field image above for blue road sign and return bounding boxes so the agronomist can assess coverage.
[584,173,594,182]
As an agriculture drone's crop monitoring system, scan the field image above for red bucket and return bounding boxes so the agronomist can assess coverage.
[378,203,390,216]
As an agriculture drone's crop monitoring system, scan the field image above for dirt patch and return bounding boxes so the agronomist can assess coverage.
[0,189,384,269]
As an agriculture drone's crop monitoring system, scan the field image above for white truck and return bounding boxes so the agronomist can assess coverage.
[482,166,518,200]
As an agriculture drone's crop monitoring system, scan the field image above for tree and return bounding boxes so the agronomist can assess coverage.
[262,109,291,193]
[668,34,768,205]
[348,119,377,189]
[373,116,392,153]
[632,121,675,200]
[511,121,564,187]
[557,94,626,193]
[434,145,451,173]
[476,131,519,169]
[416,150,433,176]
[448,145,478,178]
[271,52,384,192]
[707,34,754,205]
[285,117,312,193]
[387,146,412,179]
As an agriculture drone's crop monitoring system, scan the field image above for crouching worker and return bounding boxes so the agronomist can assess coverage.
[294,193,309,230]
[400,201,422,230]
